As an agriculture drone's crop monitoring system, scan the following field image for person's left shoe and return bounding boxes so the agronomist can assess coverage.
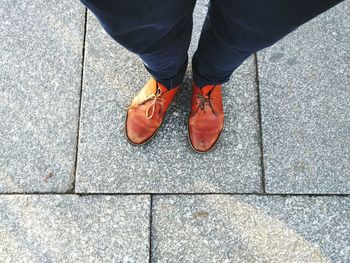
[188,81,224,153]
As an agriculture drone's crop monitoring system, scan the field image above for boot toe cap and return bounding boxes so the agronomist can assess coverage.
[125,114,157,145]
[189,131,220,153]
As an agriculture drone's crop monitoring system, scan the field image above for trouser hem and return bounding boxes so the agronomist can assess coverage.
[143,55,188,89]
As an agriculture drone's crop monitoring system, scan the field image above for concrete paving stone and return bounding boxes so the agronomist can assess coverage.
[152,195,350,263]
[0,195,150,262]
[0,1,85,192]
[258,1,350,193]
[76,1,262,193]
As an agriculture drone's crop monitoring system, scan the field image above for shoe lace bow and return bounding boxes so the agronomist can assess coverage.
[127,85,165,119]
[195,88,217,116]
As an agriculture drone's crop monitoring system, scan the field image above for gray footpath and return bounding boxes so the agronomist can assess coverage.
[0,195,150,262]
[76,9,261,193]
[0,0,85,192]
[0,0,349,262]
[152,195,350,263]
[258,2,350,194]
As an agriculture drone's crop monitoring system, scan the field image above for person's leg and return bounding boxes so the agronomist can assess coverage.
[192,0,343,87]
[81,0,196,88]
[188,0,343,153]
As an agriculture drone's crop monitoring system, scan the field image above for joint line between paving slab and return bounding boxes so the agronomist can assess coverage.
[77,193,350,197]
[254,53,266,193]
[72,8,88,193]
[1,193,349,197]
[148,195,154,263]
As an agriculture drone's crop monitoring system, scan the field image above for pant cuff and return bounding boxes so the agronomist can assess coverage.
[192,55,230,87]
[143,55,188,89]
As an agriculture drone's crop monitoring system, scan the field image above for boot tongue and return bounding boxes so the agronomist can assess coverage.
[156,82,169,93]
[201,85,216,96]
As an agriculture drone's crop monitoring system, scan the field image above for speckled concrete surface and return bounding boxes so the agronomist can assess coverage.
[258,1,350,193]
[0,195,150,262]
[0,0,85,192]
[152,195,350,263]
[75,1,262,193]
[0,0,349,262]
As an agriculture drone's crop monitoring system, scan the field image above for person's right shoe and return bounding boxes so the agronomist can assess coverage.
[125,78,179,145]
[188,81,224,153]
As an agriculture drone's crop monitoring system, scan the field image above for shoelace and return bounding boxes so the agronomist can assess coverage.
[127,84,165,119]
[195,87,217,116]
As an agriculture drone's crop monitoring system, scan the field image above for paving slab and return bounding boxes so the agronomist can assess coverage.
[258,2,350,193]
[76,1,261,193]
[152,195,350,263]
[0,1,85,192]
[0,195,150,262]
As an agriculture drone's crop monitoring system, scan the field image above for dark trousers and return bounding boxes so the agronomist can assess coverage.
[81,0,342,88]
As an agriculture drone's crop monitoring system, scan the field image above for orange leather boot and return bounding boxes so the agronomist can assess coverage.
[188,82,224,153]
[125,78,179,145]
